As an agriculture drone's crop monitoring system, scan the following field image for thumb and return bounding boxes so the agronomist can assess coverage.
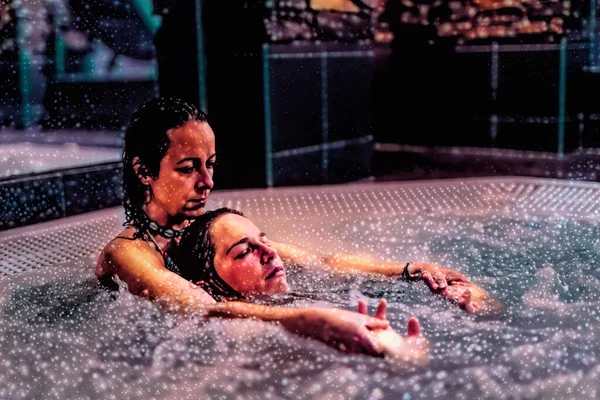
[458,289,472,311]
[407,317,421,337]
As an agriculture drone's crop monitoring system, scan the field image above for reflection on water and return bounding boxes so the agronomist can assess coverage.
[1,212,599,399]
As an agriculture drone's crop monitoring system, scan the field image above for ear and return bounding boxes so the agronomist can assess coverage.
[132,157,151,185]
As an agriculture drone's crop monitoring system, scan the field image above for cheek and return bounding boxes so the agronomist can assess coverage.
[155,173,194,196]
[231,258,265,290]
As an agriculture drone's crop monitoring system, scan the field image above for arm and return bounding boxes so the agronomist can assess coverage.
[97,238,217,310]
[206,301,391,355]
[270,240,502,315]
[271,239,463,279]
[97,238,390,355]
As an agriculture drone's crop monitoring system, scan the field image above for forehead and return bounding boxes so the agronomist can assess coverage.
[212,214,258,246]
[164,120,215,159]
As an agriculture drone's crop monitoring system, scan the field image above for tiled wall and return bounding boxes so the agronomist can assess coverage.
[0,162,122,231]
[266,43,374,187]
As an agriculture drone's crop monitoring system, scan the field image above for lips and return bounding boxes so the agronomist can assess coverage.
[187,198,206,211]
[265,266,284,281]
[188,198,207,208]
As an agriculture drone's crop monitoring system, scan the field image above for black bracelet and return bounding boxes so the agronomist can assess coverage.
[400,262,414,281]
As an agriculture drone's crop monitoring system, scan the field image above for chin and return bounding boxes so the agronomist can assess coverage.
[268,279,290,294]
[182,206,206,217]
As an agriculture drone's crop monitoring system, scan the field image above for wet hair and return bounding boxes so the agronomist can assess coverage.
[176,208,244,300]
[122,97,208,236]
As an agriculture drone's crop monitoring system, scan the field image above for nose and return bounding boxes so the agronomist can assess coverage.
[196,167,214,191]
[259,243,277,265]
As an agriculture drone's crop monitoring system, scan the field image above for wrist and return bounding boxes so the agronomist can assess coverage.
[278,308,313,333]
[411,262,440,274]
[401,262,421,281]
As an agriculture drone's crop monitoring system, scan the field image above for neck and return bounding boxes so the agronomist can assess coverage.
[142,202,190,232]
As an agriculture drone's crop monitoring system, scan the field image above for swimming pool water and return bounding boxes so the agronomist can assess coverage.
[1,205,599,399]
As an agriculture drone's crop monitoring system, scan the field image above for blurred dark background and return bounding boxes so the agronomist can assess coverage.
[2,0,600,229]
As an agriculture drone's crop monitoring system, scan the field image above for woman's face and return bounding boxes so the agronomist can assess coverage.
[211,213,289,295]
[146,120,216,219]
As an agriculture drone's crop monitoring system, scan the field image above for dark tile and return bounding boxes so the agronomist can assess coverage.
[495,120,558,152]
[327,56,374,142]
[497,50,560,117]
[63,164,123,216]
[270,57,323,152]
[42,80,158,131]
[327,141,372,183]
[273,151,324,187]
[0,176,65,231]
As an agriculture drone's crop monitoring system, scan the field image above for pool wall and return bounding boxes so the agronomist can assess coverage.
[3,176,600,278]
[0,161,122,231]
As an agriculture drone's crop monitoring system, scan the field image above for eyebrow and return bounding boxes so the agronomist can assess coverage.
[225,232,267,255]
[226,237,248,255]
[176,153,217,165]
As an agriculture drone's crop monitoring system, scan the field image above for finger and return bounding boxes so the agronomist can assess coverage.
[434,274,447,290]
[446,274,469,284]
[407,317,421,337]
[442,285,460,301]
[439,286,450,299]
[365,316,390,331]
[423,272,439,291]
[457,289,472,310]
[375,299,387,320]
[357,299,368,315]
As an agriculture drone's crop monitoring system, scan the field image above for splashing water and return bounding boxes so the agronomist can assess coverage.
[1,211,599,399]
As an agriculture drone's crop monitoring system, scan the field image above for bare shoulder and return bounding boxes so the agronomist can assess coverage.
[96,227,161,281]
[95,227,216,308]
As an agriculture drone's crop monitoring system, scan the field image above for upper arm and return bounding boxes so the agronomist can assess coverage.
[98,239,216,312]
[269,240,324,268]
[269,239,405,276]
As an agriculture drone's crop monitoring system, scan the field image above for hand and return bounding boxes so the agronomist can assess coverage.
[422,274,503,316]
[412,263,470,291]
[357,298,388,321]
[293,306,391,356]
[357,299,429,366]
[407,263,502,315]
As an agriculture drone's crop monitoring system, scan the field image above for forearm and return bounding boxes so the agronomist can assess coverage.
[273,240,411,276]
[206,301,301,321]
[271,241,465,281]
[205,302,326,337]
[323,254,411,277]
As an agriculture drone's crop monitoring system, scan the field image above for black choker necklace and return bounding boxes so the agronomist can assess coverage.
[141,214,187,239]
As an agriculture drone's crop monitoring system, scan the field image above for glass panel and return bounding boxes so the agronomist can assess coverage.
[0,0,157,177]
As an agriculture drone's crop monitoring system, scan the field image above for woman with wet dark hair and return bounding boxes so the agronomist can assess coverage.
[175,207,244,301]
[175,207,432,365]
[177,208,502,316]
[121,96,208,243]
